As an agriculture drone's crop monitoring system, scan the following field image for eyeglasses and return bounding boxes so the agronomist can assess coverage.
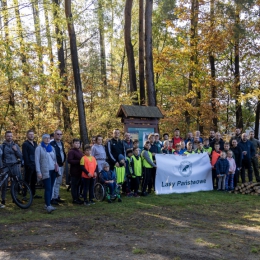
[56,133,63,136]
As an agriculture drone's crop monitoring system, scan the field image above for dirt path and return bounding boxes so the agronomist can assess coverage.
[0,206,259,260]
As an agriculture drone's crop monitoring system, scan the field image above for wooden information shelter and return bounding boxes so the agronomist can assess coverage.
[117,105,163,147]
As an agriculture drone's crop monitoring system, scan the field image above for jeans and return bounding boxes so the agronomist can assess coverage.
[71,176,81,201]
[225,174,234,190]
[52,166,64,199]
[82,177,94,202]
[43,170,56,207]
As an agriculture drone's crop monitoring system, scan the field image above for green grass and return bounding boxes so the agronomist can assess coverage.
[1,187,260,227]
[132,248,146,254]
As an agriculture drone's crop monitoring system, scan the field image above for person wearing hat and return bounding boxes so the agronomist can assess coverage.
[100,162,122,203]
[35,134,57,213]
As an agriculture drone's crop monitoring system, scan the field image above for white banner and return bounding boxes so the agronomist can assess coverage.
[155,153,213,194]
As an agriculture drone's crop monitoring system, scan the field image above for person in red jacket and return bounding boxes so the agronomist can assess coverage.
[172,128,182,148]
[211,143,221,190]
[67,139,84,205]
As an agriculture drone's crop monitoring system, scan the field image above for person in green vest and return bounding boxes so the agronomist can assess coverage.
[141,141,156,196]
[184,141,195,155]
[203,138,212,156]
[131,147,143,197]
[195,141,204,154]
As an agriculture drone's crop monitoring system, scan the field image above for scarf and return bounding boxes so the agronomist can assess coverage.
[41,141,53,153]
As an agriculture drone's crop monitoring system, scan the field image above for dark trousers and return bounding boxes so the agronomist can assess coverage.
[82,177,94,202]
[234,168,240,187]
[106,182,116,195]
[24,165,37,196]
[212,169,217,189]
[132,177,140,193]
[241,160,253,183]
[43,170,56,207]
[148,167,156,192]
[71,176,81,201]
[142,168,152,193]
[251,156,260,182]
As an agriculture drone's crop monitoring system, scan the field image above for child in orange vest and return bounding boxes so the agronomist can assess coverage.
[80,145,98,206]
[211,143,221,190]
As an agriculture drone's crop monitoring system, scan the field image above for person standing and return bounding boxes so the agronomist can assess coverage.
[154,133,162,154]
[105,129,125,170]
[249,131,260,182]
[172,128,182,148]
[22,130,42,199]
[123,133,133,152]
[229,128,242,146]
[238,133,255,183]
[67,139,84,204]
[35,134,57,213]
[230,139,242,187]
[0,131,23,206]
[210,132,224,150]
[209,130,215,144]
[91,135,107,173]
[50,129,66,204]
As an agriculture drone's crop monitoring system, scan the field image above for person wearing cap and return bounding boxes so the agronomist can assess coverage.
[100,162,122,203]
[172,128,182,148]
[35,134,57,213]
[154,133,162,154]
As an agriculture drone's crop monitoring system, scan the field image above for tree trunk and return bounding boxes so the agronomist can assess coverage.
[118,48,126,91]
[145,0,156,106]
[234,3,243,129]
[186,0,198,127]
[53,0,72,133]
[139,0,145,105]
[125,0,138,104]
[209,0,217,131]
[255,99,260,139]
[65,0,89,145]
[31,0,43,72]
[14,0,34,121]
[98,0,107,89]
[43,0,54,63]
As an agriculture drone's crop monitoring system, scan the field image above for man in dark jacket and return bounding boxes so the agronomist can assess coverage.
[229,128,242,146]
[231,139,243,187]
[50,129,66,204]
[210,132,224,150]
[249,131,260,182]
[22,130,41,199]
[67,139,84,204]
[239,133,255,183]
[105,129,125,170]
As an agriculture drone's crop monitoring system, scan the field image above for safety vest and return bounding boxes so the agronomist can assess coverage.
[114,166,125,184]
[131,155,142,177]
[203,146,212,154]
[184,150,195,155]
[141,150,153,168]
[126,157,133,175]
[81,156,97,178]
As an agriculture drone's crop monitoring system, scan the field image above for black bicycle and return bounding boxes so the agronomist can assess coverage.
[0,161,33,209]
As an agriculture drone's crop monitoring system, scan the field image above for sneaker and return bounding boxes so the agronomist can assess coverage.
[34,195,42,199]
[84,201,90,206]
[107,199,112,203]
[118,198,122,202]
[133,193,140,198]
[46,206,55,213]
[0,204,5,209]
[51,199,59,205]
[1,200,5,205]
[90,200,95,205]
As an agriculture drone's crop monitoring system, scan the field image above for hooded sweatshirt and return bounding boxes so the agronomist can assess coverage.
[91,144,107,172]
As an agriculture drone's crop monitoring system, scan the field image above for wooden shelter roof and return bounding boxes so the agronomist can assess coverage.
[117,105,163,118]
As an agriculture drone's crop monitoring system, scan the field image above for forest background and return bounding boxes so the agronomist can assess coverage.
[0,0,260,145]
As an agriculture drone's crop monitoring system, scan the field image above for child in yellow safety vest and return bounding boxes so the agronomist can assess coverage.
[80,145,98,206]
[131,147,142,197]
[141,141,156,196]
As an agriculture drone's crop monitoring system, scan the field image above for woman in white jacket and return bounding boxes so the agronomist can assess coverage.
[35,134,57,213]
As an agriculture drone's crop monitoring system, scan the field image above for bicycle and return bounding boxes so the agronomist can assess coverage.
[0,161,33,209]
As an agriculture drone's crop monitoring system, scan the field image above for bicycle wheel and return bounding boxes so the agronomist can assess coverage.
[94,183,105,201]
[11,180,33,209]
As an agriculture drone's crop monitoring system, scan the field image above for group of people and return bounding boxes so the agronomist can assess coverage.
[0,127,259,212]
